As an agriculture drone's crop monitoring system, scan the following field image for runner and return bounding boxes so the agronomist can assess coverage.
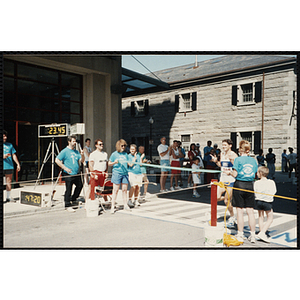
[211,139,238,227]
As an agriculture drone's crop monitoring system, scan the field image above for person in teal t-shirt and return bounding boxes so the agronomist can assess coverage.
[3,130,21,202]
[224,140,258,244]
[108,139,130,214]
[55,136,84,211]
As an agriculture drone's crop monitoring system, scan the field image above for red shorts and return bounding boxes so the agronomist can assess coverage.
[171,161,181,174]
[89,171,107,200]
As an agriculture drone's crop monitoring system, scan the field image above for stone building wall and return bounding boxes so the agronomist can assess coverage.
[122,67,296,167]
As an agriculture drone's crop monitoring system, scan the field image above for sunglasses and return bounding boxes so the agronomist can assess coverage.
[98,143,103,146]
[121,144,126,147]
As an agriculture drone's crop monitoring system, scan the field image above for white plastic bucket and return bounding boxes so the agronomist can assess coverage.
[86,199,99,217]
[204,223,224,247]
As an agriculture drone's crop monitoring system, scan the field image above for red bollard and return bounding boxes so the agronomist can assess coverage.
[210,179,218,226]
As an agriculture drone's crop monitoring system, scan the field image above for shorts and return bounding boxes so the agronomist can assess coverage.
[111,172,129,185]
[171,161,181,174]
[220,181,234,188]
[256,200,273,211]
[3,169,14,175]
[160,159,170,172]
[232,180,255,208]
[129,172,143,187]
[89,171,107,200]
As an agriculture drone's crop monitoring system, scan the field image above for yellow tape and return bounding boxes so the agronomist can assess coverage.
[212,181,297,201]
[214,181,243,247]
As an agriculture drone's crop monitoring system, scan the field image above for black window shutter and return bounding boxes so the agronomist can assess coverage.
[254,131,261,154]
[175,95,179,112]
[144,99,149,116]
[131,102,135,117]
[192,92,197,111]
[230,132,237,154]
[232,85,238,106]
[255,81,262,103]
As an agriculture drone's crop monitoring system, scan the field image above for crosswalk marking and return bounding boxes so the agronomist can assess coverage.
[122,196,297,248]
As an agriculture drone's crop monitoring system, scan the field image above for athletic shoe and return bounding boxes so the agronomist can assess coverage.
[227,216,237,228]
[236,233,244,243]
[169,187,175,191]
[127,200,135,208]
[175,186,182,190]
[248,234,256,244]
[256,232,270,243]
[164,189,168,192]
[66,207,76,213]
[160,190,164,193]
[192,192,201,198]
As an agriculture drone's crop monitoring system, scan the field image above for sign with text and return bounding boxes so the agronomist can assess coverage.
[38,124,69,138]
[20,190,51,207]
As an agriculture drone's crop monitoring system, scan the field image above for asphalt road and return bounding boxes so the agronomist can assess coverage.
[3,208,206,248]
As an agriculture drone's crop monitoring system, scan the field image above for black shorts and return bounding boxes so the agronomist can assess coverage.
[256,200,273,211]
[232,180,255,208]
[3,169,14,175]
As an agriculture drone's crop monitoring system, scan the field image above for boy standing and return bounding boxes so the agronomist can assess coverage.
[191,157,204,198]
[254,166,277,243]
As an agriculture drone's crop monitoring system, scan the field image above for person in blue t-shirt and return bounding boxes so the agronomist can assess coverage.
[3,130,21,202]
[55,135,85,211]
[224,140,258,244]
[108,139,130,214]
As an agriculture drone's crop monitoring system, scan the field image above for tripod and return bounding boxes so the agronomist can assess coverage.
[35,138,60,190]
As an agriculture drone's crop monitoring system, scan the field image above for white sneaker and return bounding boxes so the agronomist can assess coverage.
[164,189,168,192]
[227,216,237,228]
[236,233,244,243]
[248,234,256,244]
[160,190,165,193]
[175,186,182,190]
[169,187,175,191]
[66,207,76,213]
[256,232,270,243]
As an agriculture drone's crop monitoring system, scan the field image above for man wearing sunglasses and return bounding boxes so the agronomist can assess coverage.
[87,139,108,202]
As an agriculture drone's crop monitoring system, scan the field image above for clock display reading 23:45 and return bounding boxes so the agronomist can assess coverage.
[38,123,69,138]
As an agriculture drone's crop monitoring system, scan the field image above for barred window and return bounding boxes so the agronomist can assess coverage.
[241,83,253,103]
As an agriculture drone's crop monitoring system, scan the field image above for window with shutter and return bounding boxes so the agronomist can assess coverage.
[131,100,148,117]
[234,81,263,106]
[176,92,196,113]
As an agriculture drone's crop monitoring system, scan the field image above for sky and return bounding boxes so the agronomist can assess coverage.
[122,55,224,74]
[122,54,296,75]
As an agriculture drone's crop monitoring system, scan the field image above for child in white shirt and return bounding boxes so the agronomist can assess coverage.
[192,157,204,198]
[254,166,277,243]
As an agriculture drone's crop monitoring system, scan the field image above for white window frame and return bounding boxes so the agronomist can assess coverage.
[179,92,193,112]
[134,100,146,116]
[237,81,256,106]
